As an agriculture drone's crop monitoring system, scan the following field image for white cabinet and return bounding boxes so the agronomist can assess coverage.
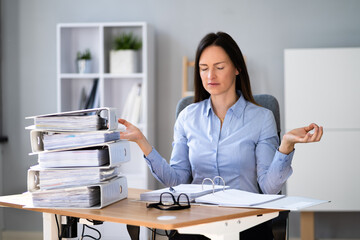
[57,22,155,190]
[284,48,360,211]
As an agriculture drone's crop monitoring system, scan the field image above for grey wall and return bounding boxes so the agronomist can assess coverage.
[1,0,360,238]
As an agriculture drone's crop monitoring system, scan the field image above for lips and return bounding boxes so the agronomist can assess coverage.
[208,82,220,86]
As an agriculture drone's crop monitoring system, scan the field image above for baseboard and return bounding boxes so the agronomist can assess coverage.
[1,231,43,240]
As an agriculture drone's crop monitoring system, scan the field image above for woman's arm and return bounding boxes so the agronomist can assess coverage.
[118,118,192,186]
[118,118,153,156]
[256,111,323,194]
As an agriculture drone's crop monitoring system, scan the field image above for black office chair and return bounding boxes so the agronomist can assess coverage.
[175,94,289,240]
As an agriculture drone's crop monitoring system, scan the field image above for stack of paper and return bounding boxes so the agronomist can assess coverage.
[42,131,121,150]
[31,165,120,190]
[38,148,109,168]
[31,185,100,208]
[34,114,106,131]
[25,108,129,208]
[29,176,128,209]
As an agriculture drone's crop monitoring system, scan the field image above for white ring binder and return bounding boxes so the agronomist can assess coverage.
[201,176,226,194]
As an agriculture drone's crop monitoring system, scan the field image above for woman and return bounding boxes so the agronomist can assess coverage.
[118,32,323,239]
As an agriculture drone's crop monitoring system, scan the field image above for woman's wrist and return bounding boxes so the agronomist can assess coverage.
[279,139,295,155]
[136,134,153,156]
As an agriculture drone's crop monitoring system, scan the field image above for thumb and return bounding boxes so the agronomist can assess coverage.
[118,118,130,127]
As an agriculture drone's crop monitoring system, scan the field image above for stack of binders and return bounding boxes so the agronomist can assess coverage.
[25,107,129,209]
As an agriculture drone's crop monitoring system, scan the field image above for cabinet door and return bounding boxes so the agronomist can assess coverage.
[284,48,360,130]
[286,131,360,211]
[285,48,360,212]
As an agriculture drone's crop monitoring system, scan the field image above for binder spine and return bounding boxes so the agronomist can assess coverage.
[30,130,44,153]
[100,176,128,208]
[107,109,118,131]
[108,141,130,166]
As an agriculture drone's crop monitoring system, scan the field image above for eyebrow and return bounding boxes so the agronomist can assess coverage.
[199,61,226,66]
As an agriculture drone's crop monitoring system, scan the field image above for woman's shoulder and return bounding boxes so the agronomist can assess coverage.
[177,99,207,120]
[245,100,275,120]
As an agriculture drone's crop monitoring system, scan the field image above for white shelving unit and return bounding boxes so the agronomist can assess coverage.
[56,22,155,191]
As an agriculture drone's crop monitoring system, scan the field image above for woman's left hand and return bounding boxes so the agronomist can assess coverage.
[279,123,323,154]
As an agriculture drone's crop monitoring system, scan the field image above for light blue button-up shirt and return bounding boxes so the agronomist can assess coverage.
[145,93,294,194]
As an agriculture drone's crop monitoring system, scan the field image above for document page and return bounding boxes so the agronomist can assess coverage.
[195,189,284,207]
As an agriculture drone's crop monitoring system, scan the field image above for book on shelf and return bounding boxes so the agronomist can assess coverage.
[28,165,121,191]
[26,107,118,132]
[79,87,88,110]
[29,129,121,152]
[84,78,100,110]
[28,176,128,209]
[35,141,130,168]
[121,83,142,124]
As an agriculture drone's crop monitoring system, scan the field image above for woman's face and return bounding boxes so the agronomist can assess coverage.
[199,45,239,97]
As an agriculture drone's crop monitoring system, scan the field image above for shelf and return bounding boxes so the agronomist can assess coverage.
[60,73,101,79]
[103,73,144,79]
[57,22,154,191]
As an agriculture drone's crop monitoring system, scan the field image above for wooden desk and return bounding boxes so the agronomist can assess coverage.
[0,189,281,240]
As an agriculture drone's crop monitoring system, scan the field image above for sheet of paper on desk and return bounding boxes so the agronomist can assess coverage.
[254,196,329,211]
[195,189,329,211]
[195,189,284,206]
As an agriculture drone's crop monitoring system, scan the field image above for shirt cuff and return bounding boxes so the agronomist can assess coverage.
[275,148,295,164]
[144,147,164,173]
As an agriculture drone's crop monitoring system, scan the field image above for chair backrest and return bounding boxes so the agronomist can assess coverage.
[176,94,281,138]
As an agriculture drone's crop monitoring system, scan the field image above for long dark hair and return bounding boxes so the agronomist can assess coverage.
[193,32,256,104]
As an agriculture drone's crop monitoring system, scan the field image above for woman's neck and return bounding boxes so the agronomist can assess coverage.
[211,91,239,121]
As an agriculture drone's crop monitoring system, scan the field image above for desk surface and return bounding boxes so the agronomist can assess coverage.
[0,188,280,230]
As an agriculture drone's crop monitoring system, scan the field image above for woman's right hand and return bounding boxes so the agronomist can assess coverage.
[118,118,153,156]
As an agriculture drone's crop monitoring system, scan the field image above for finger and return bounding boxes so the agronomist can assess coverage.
[309,124,320,142]
[300,132,311,143]
[315,126,323,142]
[304,123,317,132]
[118,118,131,127]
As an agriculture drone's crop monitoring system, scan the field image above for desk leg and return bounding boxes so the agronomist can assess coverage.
[300,211,314,240]
[43,213,60,240]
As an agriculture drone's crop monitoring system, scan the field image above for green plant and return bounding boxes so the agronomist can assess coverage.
[77,49,92,60]
[113,32,142,50]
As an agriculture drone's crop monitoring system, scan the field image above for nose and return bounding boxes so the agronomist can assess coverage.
[207,68,215,79]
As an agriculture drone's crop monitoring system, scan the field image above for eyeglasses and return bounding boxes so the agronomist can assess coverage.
[146,192,191,211]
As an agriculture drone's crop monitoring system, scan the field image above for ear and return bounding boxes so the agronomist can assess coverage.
[235,68,240,75]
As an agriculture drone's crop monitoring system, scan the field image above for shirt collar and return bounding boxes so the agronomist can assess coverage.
[204,91,247,119]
